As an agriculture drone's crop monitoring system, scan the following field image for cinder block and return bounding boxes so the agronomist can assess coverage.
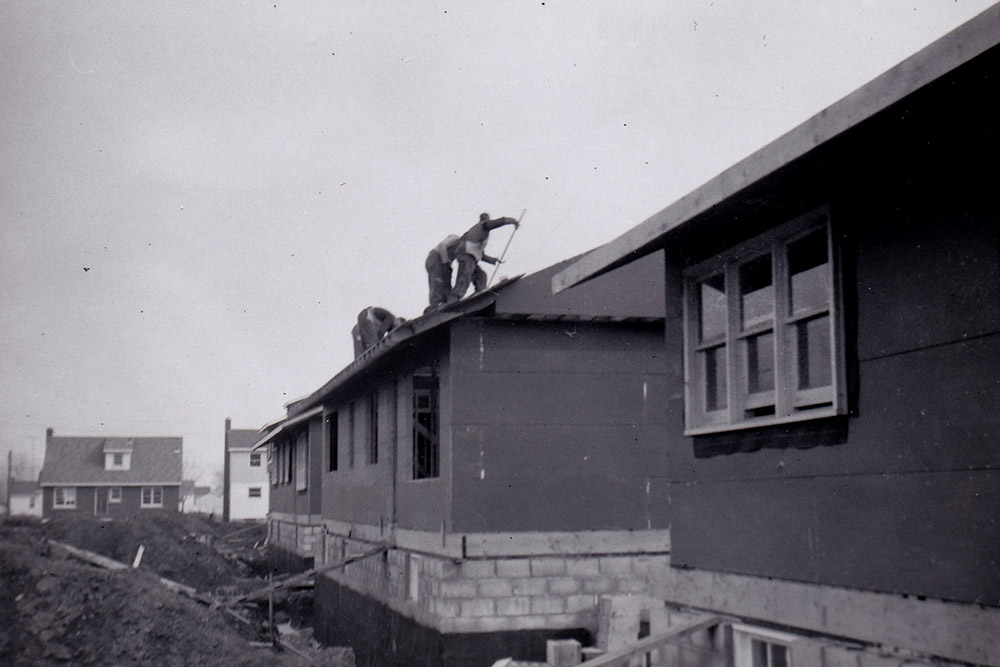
[512,577,548,596]
[566,558,601,576]
[440,580,479,598]
[583,577,616,594]
[616,577,649,594]
[548,577,582,595]
[460,597,496,617]
[531,557,567,576]
[599,557,633,575]
[434,598,461,619]
[530,596,565,615]
[496,558,532,578]
[566,594,599,613]
[462,559,497,578]
[496,596,531,616]
[479,578,514,597]
[547,639,582,667]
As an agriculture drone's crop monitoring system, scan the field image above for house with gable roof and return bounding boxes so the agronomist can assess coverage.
[38,428,183,518]
[7,479,42,518]
[223,417,269,521]
[256,252,671,666]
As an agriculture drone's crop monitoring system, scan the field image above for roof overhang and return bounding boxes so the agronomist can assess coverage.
[252,405,324,451]
[552,5,1000,293]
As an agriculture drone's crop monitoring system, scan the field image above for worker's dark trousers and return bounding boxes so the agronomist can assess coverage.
[451,254,487,301]
[425,253,452,310]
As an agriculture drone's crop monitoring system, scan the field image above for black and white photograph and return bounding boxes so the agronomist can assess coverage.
[1,2,998,665]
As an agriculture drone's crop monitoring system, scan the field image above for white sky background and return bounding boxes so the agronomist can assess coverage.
[1,0,995,486]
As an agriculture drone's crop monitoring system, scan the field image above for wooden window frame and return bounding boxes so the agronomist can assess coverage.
[683,207,846,435]
[732,624,796,667]
[368,392,379,466]
[54,486,77,509]
[412,373,440,480]
[248,486,262,498]
[295,430,308,493]
[108,487,122,503]
[249,452,261,467]
[326,410,339,472]
[140,486,163,508]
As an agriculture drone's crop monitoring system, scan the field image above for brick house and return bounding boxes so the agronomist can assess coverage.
[257,253,671,666]
[553,7,1000,667]
[38,428,183,518]
[223,418,269,522]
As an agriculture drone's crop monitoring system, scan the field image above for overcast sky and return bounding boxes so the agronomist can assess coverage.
[1,0,995,485]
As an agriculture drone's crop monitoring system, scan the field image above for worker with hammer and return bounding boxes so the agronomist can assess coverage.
[450,212,519,302]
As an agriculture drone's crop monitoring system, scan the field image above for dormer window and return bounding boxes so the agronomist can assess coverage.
[104,443,133,471]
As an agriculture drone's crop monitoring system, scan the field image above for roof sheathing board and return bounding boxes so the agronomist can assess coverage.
[552,5,1000,293]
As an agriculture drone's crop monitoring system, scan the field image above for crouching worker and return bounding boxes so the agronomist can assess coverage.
[352,307,405,357]
[425,234,461,312]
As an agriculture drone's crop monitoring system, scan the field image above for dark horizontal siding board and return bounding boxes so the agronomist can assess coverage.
[451,423,670,533]
[855,212,1000,361]
[670,469,1000,605]
[449,320,666,377]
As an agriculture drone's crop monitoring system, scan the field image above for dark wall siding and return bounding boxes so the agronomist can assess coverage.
[314,575,591,667]
[664,86,1000,605]
[450,320,669,533]
[43,485,180,517]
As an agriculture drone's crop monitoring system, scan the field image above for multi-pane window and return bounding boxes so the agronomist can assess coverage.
[141,486,163,507]
[54,487,77,508]
[295,430,308,492]
[413,374,440,479]
[368,393,379,465]
[684,208,843,433]
[109,487,122,503]
[733,625,794,667]
[248,487,262,498]
[326,411,339,472]
[249,452,261,467]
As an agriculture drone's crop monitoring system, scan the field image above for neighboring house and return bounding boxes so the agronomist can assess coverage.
[256,252,669,666]
[223,418,269,522]
[7,480,42,518]
[181,480,215,514]
[553,8,1000,667]
[38,428,183,518]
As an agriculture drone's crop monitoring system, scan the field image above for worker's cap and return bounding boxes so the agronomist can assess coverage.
[479,212,489,221]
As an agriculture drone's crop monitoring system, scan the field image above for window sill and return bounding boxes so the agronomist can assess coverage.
[53,506,77,510]
[685,406,841,436]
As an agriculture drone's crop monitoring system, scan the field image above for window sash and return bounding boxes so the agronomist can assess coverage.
[141,486,163,507]
[249,452,261,467]
[54,487,77,507]
[109,487,122,503]
[295,430,308,492]
[684,208,843,434]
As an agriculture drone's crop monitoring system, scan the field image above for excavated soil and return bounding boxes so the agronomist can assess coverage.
[0,515,353,666]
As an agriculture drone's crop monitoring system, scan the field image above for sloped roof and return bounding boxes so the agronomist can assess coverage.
[274,256,665,427]
[553,5,1000,291]
[227,428,259,452]
[39,436,183,486]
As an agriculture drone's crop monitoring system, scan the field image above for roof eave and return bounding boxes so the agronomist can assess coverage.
[551,5,1000,293]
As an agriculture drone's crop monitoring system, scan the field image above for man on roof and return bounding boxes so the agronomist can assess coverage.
[352,307,405,357]
[450,212,519,302]
[424,234,461,312]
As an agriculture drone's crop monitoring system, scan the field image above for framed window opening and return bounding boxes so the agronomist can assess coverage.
[732,624,796,667]
[249,452,261,467]
[683,207,845,434]
[54,487,77,509]
[412,373,440,479]
[326,410,339,472]
[108,487,122,503]
[249,487,262,498]
[368,392,379,465]
[141,486,163,508]
[295,430,308,492]
[348,403,356,468]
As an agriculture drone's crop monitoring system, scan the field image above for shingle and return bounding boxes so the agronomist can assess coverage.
[39,436,182,485]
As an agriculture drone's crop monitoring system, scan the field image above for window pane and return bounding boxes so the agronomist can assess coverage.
[699,274,727,342]
[797,315,832,389]
[703,345,728,411]
[751,639,768,667]
[789,230,829,314]
[740,254,774,329]
[772,644,789,667]
[746,332,775,393]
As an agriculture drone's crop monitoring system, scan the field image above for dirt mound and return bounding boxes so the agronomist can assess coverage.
[0,524,307,666]
[42,511,246,592]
